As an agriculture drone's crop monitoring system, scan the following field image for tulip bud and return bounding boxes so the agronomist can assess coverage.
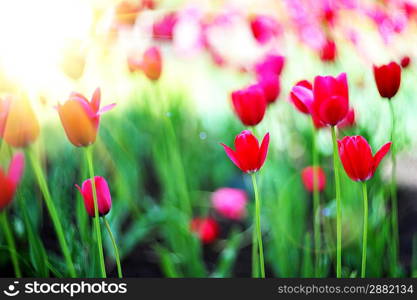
[190,218,219,244]
[257,73,280,104]
[250,15,280,44]
[57,88,115,147]
[290,80,313,114]
[338,136,391,182]
[221,130,270,173]
[231,84,267,126]
[301,166,326,192]
[312,72,349,126]
[211,188,247,220]
[0,153,25,210]
[76,176,112,217]
[0,96,40,148]
[373,62,401,99]
[400,56,411,68]
[320,39,337,62]
[141,46,162,81]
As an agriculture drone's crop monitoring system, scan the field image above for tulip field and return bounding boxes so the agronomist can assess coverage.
[1,0,417,279]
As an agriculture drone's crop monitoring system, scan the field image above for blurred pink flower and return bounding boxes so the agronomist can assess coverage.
[0,153,25,210]
[250,15,281,44]
[153,12,178,41]
[211,188,248,220]
[76,176,112,217]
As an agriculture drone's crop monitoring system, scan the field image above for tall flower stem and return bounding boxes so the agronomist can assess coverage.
[251,173,265,278]
[0,211,21,277]
[331,126,342,278]
[312,123,321,277]
[103,217,122,278]
[361,182,368,278]
[388,100,399,275]
[28,149,76,277]
[250,126,259,278]
[85,146,106,278]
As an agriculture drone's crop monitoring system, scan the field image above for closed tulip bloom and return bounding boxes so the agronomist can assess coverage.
[290,80,313,114]
[320,39,337,62]
[301,166,326,192]
[0,96,40,148]
[221,130,269,173]
[373,62,401,99]
[312,72,349,126]
[141,46,162,81]
[257,73,280,104]
[250,15,280,44]
[76,176,112,217]
[211,187,248,220]
[190,218,219,244]
[255,54,285,77]
[400,56,411,68]
[0,153,24,210]
[58,88,116,147]
[338,136,392,182]
[231,84,267,126]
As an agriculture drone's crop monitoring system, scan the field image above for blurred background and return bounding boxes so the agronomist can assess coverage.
[1,0,417,277]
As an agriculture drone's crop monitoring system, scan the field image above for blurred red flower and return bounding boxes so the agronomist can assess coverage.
[0,153,24,210]
[400,56,411,68]
[221,130,270,174]
[190,218,219,244]
[250,15,280,44]
[301,166,326,192]
[76,176,112,217]
[311,72,349,126]
[211,188,247,220]
[255,54,285,77]
[231,84,267,126]
[320,39,337,62]
[257,73,280,104]
[373,62,401,99]
[338,136,391,182]
[58,88,116,147]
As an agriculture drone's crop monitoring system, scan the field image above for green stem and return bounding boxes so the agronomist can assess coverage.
[103,217,122,278]
[0,211,21,277]
[85,146,106,278]
[312,123,321,277]
[361,182,368,278]
[251,173,265,278]
[28,149,76,277]
[331,126,342,278]
[251,215,259,278]
[388,100,399,276]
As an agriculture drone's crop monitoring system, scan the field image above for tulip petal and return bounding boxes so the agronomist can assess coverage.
[291,85,313,113]
[91,88,101,113]
[373,142,392,173]
[7,152,24,186]
[258,133,270,170]
[98,103,117,115]
[221,143,242,171]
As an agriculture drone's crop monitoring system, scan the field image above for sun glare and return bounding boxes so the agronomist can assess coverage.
[0,0,93,97]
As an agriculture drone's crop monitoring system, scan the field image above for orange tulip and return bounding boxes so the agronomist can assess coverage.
[57,88,115,147]
[0,95,40,148]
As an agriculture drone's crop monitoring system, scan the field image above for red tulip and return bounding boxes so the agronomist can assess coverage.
[320,39,337,62]
[58,88,116,147]
[254,54,285,77]
[301,166,326,192]
[221,130,269,173]
[231,84,267,126]
[0,96,40,148]
[190,218,219,244]
[152,12,177,41]
[76,176,112,217]
[257,73,280,104]
[250,15,280,44]
[338,136,391,182]
[290,80,313,114]
[373,62,401,99]
[211,188,247,220]
[312,72,349,126]
[338,108,355,129]
[0,153,24,210]
[400,56,411,68]
[141,46,162,81]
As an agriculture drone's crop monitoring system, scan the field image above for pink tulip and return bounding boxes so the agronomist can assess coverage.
[211,188,247,220]
[0,153,25,210]
[76,176,112,217]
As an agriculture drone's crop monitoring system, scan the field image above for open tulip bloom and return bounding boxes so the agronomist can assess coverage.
[221,130,269,278]
[338,136,391,277]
